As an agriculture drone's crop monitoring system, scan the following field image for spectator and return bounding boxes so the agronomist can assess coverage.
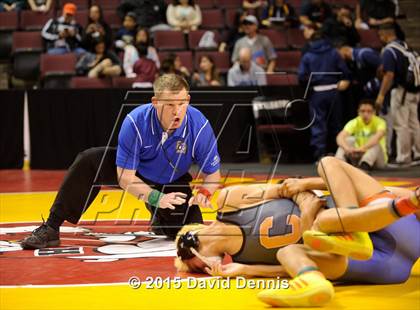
[261,0,299,28]
[41,3,85,55]
[82,5,112,51]
[117,0,170,32]
[160,58,176,75]
[356,0,394,29]
[243,0,267,16]
[161,53,191,80]
[0,0,25,11]
[375,24,420,166]
[115,11,137,50]
[298,27,351,161]
[76,37,122,78]
[356,0,404,40]
[243,0,267,10]
[228,47,266,86]
[192,55,223,86]
[219,9,247,53]
[299,0,332,28]
[166,0,202,32]
[123,27,160,77]
[27,0,52,12]
[337,43,381,97]
[336,99,387,170]
[322,5,360,47]
[132,43,158,86]
[301,23,316,55]
[231,15,277,73]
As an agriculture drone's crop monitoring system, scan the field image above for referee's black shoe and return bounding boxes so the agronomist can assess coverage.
[21,224,60,249]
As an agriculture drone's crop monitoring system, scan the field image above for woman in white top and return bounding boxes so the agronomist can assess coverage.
[123,27,160,78]
[166,0,202,32]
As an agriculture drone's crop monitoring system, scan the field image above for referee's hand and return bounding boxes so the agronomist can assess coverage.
[159,192,187,210]
[188,193,213,209]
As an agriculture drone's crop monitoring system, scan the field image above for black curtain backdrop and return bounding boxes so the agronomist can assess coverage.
[0,90,24,169]
[27,86,306,169]
[28,89,127,169]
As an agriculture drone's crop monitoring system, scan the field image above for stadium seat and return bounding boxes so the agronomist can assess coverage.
[358,29,382,50]
[12,32,44,81]
[0,11,18,60]
[287,28,306,49]
[58,0,89,9]
[188,30,221,50]
[201,9,225,29]
[20,10,54,31]
[266,73,299,86]
[91,0,120,10]
[196,0,215,9]
[103,10,121,30]
[218,0,242,8]
[276,50,301,72]
[40,53,77,88]
[112,77,136,88]
[159,51,194,73]
[224,8,239,28]
[71,77,113,88]
[194,51,230,73]
[288,0,302,10]
[259,29,288,50]
[154,31,186,51]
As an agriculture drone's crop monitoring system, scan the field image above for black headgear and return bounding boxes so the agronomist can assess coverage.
[176,231,200,260]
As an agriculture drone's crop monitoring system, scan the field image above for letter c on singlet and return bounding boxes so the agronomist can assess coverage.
[259,215,301,249]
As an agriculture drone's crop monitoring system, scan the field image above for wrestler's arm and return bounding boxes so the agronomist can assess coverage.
[205,261,288,278]
[216,183,282,212]
[217,184,324,231]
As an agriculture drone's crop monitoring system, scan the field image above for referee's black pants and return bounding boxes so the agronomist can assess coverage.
[49,147,203,239]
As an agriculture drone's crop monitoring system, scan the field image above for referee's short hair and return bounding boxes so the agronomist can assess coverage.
[153,74,190,97]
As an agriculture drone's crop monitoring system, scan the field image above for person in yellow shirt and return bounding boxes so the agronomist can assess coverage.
[336,99,387,170]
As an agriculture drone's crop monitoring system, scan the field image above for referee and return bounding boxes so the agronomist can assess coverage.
[21,74,221,249]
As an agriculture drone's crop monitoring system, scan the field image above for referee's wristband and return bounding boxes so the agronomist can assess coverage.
[148,189,164,208]
[197,187,212,200]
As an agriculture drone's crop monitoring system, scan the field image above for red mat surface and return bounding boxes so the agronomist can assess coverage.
[0,221,205,286]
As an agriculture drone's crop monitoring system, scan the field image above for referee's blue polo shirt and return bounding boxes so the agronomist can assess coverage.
[116,103,221,184]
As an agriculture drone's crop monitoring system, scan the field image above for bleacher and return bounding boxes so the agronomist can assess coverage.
[0,0,384,89]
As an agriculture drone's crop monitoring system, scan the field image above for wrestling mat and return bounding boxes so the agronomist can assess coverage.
[1,176,419,310]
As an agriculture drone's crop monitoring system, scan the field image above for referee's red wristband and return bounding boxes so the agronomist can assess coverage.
[197,187,212,199]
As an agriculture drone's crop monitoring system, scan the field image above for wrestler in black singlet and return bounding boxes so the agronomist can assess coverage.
[217,199,302,265]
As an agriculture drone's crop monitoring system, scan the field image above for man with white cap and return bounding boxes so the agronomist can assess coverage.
[231,15,277,73]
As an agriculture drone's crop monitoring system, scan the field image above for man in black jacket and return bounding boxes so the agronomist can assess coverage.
[322,5,360,47]
[41,2,85,55]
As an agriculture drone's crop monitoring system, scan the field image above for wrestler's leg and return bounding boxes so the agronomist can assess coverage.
[338,215,420,284]
[312,187,420,233]
[275,244,348,280]
[317,156,384,208]
[258,244,347,307]
[304,188,420,260]
[314,204,399,233]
